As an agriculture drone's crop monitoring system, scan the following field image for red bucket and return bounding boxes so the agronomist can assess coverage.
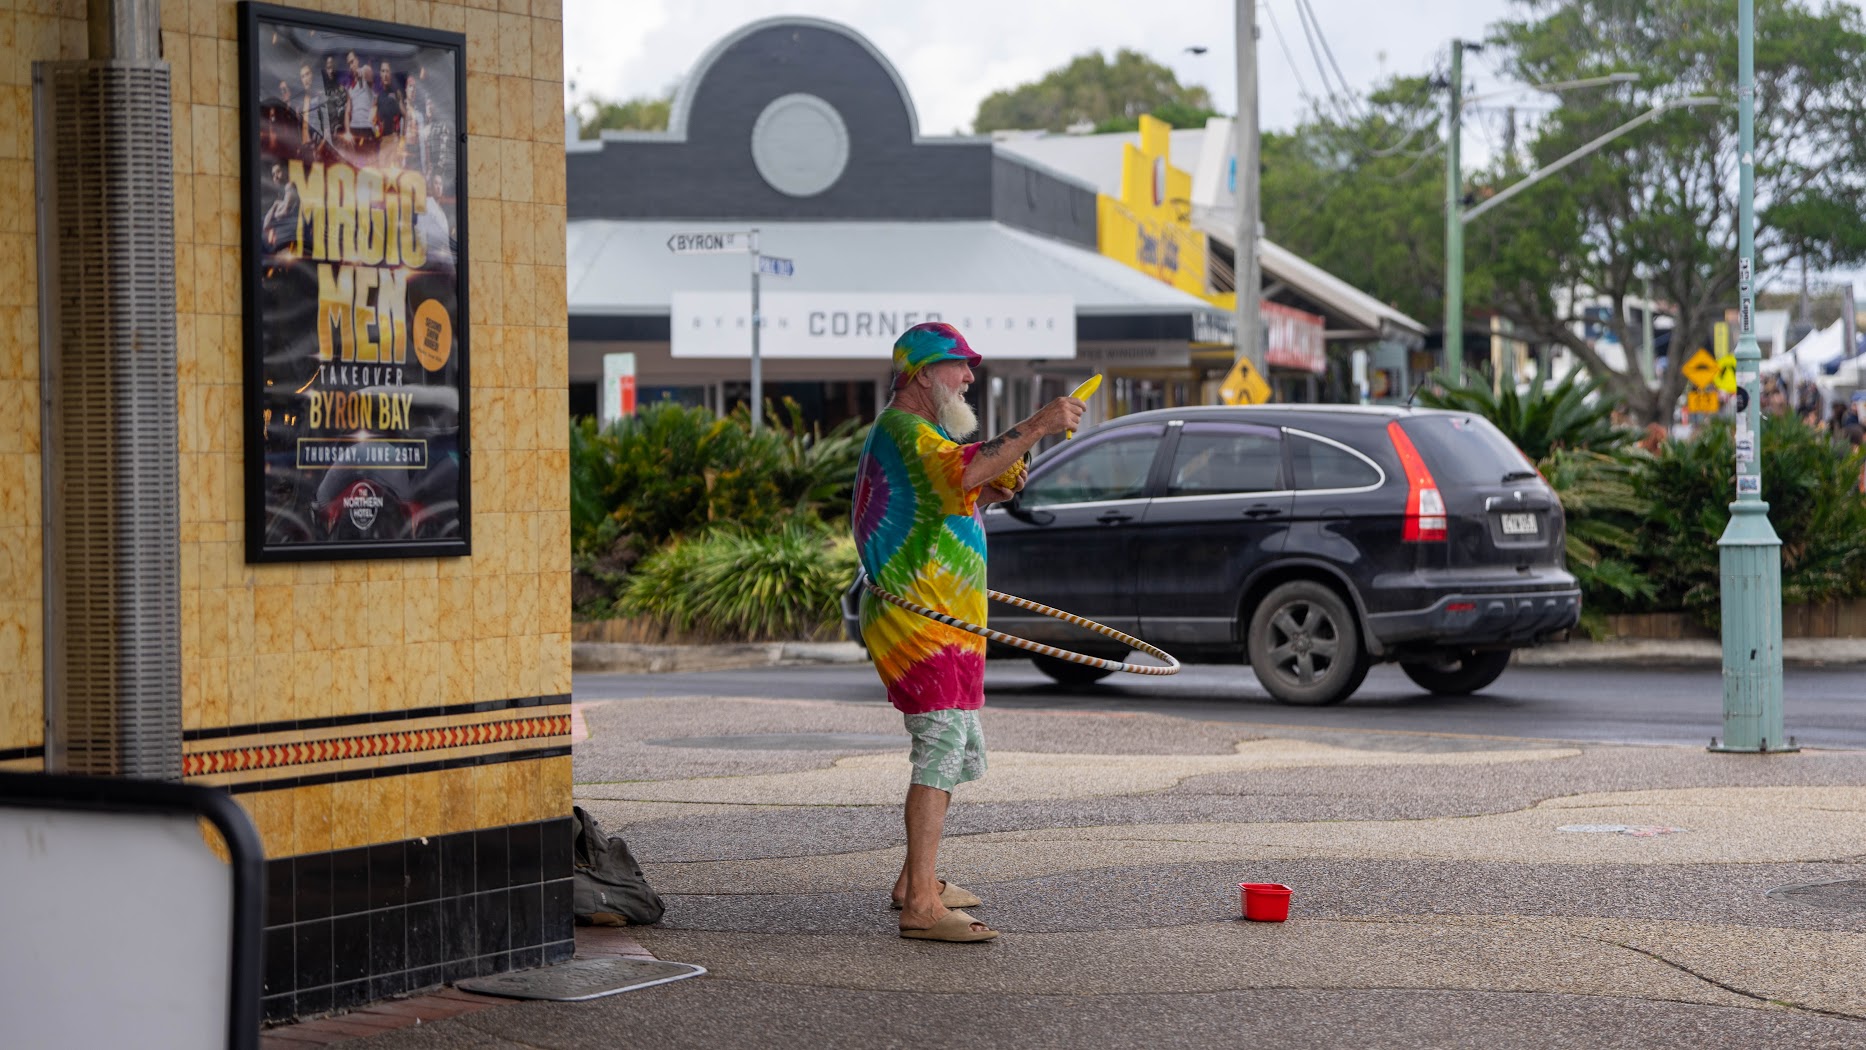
[1240,882,1291,922]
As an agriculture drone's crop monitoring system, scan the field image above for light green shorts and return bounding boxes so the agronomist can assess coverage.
[904,709,988,792]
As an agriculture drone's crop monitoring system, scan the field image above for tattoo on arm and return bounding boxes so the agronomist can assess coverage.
[976,426,1024,459]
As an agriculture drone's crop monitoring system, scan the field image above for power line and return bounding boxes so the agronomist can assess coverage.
[1296,0,1363,114]
[1290,0,1360,125]
[1259,0,1319,113]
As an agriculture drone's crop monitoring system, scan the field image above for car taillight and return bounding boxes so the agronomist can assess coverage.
[1387,421,1446,542]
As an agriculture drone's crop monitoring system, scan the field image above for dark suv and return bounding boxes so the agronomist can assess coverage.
[844,404,1580,705]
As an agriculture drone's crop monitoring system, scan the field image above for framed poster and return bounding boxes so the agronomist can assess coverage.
[238,2,469,561]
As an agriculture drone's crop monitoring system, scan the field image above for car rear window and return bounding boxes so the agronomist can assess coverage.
[1397,414,1535,486]
[1289,434,1382,490]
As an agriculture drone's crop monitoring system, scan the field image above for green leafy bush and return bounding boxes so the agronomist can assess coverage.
[569,400,867,622]
[1539,447,1655,634]
[618,521,860,641]
[1636,414,1866,626]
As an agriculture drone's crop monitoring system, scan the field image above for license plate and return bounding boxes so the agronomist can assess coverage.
[1500,512,1538,535]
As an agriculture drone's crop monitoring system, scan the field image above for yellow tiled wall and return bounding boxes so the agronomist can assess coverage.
[0,0,571,852]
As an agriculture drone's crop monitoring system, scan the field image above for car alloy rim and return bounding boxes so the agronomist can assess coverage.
[1267,600,1339,685]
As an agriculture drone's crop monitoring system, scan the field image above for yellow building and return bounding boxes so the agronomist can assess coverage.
[2,0,571,1023]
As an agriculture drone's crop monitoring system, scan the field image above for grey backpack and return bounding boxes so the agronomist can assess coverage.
[571,806,666,926]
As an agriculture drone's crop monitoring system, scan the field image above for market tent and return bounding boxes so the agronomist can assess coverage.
[1763,319,1846,377]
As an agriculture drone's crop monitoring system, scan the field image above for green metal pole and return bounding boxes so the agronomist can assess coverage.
[1713,0,1792,753]
[1444,39,1464,380]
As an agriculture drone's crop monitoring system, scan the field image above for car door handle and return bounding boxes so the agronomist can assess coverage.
[1096,510,1133,524]
[1242,507,1284,519]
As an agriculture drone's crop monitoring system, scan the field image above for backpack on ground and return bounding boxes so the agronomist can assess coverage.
[571,805,666,926]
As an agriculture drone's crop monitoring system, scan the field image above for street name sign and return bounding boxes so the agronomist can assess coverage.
[666,231,751,254]
[757,255,795,278]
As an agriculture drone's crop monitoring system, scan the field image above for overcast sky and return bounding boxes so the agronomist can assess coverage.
[560,0,1866,295]
[562,0,1522,137]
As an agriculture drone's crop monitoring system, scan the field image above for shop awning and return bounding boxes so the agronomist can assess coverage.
[566,219,1232,344]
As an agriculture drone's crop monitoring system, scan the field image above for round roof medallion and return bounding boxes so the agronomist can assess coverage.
[750,93,850,198]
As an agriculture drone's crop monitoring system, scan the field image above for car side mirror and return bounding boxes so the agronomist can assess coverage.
[1004,493,1053,525]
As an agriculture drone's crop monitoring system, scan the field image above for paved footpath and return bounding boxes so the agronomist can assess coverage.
[324,683,1866,1049]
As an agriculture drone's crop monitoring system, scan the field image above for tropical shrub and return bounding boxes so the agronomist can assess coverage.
[1636,414,1866,626]
[569,400,868,620]
[1420,369,1633,460]
[617,520,860,641]
[1539,447,1655,635]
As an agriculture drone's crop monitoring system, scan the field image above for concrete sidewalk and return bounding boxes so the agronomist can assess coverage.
[573,636,1866,674]
[313,687,1866,1050]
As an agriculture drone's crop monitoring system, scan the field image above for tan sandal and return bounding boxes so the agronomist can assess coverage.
[899,908,997,942]
[890,880,982,911]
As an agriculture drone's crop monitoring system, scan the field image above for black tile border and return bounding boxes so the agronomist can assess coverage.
[0,744,45,763]
[183,693,570,743]
[263,816,575,1021]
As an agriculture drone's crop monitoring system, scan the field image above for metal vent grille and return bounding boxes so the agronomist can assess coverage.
[35,61,182,778]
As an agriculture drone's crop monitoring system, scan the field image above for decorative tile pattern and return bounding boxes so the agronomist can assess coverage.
[182,697,571,790]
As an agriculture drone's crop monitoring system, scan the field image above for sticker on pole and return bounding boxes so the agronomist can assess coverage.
[1735,435,1755,463]
[1738,475,1762,495]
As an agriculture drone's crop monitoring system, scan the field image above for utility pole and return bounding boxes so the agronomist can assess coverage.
[1713,0,1791,754]
[749,227,763,431]
[1641,273,1656,382]
[1234,0,1264,377]
[1443,39,1465,379]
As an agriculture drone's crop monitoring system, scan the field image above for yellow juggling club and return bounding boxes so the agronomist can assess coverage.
[1066,373,1102,439]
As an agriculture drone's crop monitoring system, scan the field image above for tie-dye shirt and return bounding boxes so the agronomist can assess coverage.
[853,408,987,714]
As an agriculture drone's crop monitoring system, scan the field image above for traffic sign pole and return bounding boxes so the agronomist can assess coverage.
[1714,0,1793,754]
[749,228,762,431]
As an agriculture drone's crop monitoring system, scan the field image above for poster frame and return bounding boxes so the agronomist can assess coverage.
[237,1,471,562]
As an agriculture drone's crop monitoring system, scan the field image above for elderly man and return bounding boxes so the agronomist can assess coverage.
[852,322,1084,943]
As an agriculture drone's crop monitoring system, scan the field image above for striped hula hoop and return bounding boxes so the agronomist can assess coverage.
[861,577,1180,676]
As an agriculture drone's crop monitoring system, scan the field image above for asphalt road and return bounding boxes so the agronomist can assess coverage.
[575,660,1866,750]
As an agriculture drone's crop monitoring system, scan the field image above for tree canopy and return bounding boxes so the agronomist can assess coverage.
[1472,0,1866,423]
[973,49,1218,134]
[1258,76,1446,325]
[573,92,673,139]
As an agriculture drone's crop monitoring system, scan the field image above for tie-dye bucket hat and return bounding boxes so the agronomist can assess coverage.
[892,322,982,387]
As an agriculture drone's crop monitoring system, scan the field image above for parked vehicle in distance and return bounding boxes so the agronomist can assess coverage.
[844,404,1580,705]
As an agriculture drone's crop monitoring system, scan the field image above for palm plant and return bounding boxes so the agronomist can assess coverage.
[1420,368,1632,460]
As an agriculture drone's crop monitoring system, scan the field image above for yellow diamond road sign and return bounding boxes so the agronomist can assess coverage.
[1714,353,1738,393]
[1681,348,1719,389]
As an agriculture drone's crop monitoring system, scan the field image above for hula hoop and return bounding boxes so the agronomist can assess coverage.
[862,577,1180,676]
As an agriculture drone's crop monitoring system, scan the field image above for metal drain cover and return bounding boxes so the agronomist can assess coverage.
[647,733,904,751]
[456,958,706,1001]
[1767,879,1866,912]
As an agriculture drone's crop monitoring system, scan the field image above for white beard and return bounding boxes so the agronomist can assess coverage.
[933,383,978,440]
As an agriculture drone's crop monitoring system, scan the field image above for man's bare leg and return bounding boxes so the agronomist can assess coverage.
[895,783,987,932]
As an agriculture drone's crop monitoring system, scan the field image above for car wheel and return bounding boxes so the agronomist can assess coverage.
[1400,650,1512,695]
[1247,580,1368,705]
[1031,654,1116,686]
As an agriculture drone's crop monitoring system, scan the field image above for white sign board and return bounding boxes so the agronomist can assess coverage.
[671,293,1077,360]
[1191,116,1238,212]
[1,806,237,1048]
[666,231,751,254]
